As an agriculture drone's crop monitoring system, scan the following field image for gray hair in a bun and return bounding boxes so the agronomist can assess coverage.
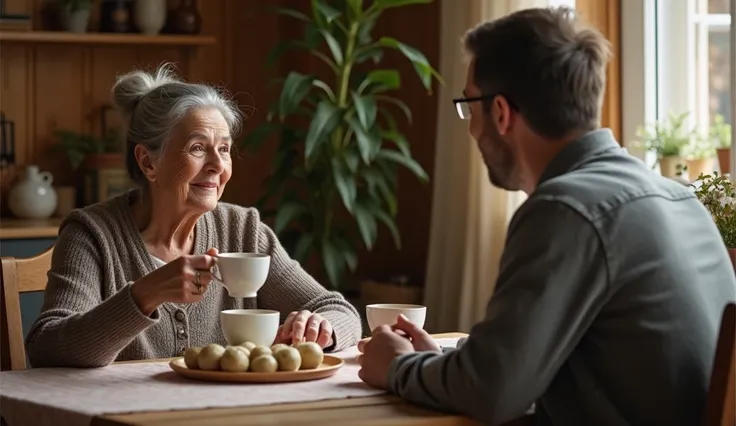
[111,63,242,187]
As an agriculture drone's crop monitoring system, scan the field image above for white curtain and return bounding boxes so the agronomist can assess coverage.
[423,0,557,333]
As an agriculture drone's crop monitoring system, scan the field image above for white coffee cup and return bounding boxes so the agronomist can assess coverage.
[213,253,270,298]
[220,309,280,347]
[365,303,427,331]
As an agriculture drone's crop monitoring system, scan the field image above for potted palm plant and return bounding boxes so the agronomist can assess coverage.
[241,0,442,290]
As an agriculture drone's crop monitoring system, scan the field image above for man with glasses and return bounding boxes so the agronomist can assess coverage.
[357,6,736,426]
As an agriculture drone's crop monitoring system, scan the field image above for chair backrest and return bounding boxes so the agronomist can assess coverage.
[703,302,736,426]
[0,247,53,371]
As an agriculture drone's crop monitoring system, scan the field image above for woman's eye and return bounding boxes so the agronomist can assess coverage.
[191,145,205,152]
[220,145,230,153]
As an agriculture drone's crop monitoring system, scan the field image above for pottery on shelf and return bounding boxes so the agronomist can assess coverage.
[173,0,201,34]
[8,165,58,219]
[62,5,91,33]
[134,0,167,35]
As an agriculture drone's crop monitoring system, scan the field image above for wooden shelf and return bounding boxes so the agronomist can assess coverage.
[0,31,216,46]
[0,217,63,240]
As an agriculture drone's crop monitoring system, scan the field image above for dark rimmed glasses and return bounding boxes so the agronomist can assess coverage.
[452,94,517,120]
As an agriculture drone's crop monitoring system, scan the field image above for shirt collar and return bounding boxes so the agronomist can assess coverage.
[537,128,623,185]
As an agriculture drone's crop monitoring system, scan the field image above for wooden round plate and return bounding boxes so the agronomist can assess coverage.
[168,355,344,383]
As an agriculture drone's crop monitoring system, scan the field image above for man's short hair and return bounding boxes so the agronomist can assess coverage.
[463,7,612,138]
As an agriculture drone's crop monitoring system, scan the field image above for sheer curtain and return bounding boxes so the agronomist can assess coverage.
[423,0,557,333]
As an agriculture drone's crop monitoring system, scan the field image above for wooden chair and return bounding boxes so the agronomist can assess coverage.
[703,302,736,426]
[0,246,53,371]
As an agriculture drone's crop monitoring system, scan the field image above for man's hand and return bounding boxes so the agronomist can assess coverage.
[357,323,416,390]
[358,314,441,354]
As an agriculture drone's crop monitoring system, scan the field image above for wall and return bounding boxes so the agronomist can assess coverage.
[0,0,441,289]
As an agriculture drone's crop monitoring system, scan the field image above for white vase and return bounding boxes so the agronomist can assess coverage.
[63,6,91,33]
[135,0,167,35]
[8,165,58,219]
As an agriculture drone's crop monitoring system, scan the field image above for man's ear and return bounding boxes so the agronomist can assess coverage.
[493,95,513,136]
[133,144,157,182]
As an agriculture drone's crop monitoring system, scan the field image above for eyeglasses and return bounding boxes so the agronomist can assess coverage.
[452,94,517,120]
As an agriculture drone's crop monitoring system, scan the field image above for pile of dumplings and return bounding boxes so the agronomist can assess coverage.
[182,341,325,373]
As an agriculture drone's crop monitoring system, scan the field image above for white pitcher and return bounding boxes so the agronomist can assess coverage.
[8,165,58,219]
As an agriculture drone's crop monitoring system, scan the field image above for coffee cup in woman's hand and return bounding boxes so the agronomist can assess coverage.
[130,250,218,316]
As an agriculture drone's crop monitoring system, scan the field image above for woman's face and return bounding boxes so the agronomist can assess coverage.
[146,107,233,213]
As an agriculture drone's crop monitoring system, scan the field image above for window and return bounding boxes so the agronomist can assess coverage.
[622,0,735,181]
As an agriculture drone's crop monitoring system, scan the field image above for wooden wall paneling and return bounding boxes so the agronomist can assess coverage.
[0,46,31,205]
[575,0,622,142]
[91,47,141,129]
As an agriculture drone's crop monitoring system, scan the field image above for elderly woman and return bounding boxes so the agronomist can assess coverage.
[25,65,363,368]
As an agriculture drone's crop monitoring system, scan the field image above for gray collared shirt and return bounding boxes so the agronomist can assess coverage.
[387,129,736,425]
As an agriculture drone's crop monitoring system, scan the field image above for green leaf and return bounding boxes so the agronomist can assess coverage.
[332,235,358,271]
[313,0,341,24]
[354,46,383,64]
[313,80,336,101]
[354,204,378,249]
[347,0,363,20]
[331,156,357,213]
[279,73,315,121]
[294,233,314,263]
[274,202,306,233]
[305,101,342,159]
[356,14,377,43]
[240,123,276,151]
[378,37,443,91]
[321,29,344,65]
[351,92,377,130]
[382,129,410,156]
[321,239,345,288]
[304,22,322,49]
[376,95,412,124]
[345,149,360,172]
[376,149,429,182]
[269,6,310,21]
[372,206,401,248]
[359,69,400,94]
[364,169,397,215]
[374,0,432,8]
[348,115,380,164]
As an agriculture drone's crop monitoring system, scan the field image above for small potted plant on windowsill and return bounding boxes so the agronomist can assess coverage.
[692,172,736,271]
[634,111,693,178]
[684,135,716,181]
[711,114,732,174]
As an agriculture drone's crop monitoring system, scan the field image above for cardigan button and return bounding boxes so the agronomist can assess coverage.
[174,310,185,322]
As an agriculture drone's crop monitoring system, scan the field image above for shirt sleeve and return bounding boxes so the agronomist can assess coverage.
[386,198,612,425]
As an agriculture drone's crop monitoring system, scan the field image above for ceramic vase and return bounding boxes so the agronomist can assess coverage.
[8,165,58,219]
[135,0,166,35]
[63,6,91,33]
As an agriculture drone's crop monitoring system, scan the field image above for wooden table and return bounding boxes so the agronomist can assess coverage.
[92,333,483,426]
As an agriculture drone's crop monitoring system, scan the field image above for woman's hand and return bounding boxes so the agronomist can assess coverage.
[275,310,334,348]
[130,248,218,316]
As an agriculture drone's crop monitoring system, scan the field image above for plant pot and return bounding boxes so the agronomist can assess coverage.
[659,155,684,178]
[63,7,91,33]
[360,279,423,306]
[686,157,715,181]
[717,148,731,175]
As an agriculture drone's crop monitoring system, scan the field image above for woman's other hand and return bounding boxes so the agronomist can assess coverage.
[130,251,218,315]
[276,310,334,348]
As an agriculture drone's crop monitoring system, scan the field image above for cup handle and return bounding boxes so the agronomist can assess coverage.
[210,262,224,283]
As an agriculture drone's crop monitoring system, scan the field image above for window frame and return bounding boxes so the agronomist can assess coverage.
[621,0,735,177]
